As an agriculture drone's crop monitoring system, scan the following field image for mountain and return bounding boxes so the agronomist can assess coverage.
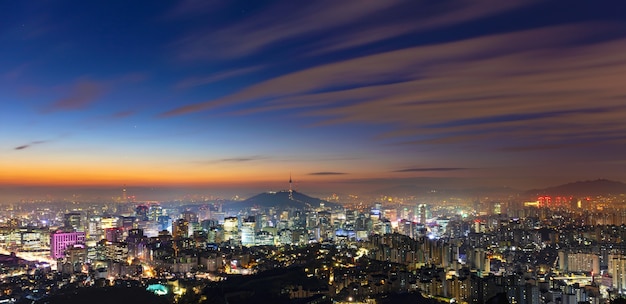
[527,179,626,196]
[224,190,340,210]
[368,184,517,197]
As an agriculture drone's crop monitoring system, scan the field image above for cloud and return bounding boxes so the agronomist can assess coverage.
[193,156,269,164]
[174,66,262,89]
[219,157,264,163]
[394,168,468,173]
[43,79,106,112]
[173,0,532,61]
[111,110,136,119]
[308,172,348,176]
[162,22,626,154]
[14,140,47,150]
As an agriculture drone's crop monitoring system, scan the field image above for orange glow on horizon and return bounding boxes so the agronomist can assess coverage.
[0,159,379,188]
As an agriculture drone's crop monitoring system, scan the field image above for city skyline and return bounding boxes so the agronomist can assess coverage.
[2,1,626,201]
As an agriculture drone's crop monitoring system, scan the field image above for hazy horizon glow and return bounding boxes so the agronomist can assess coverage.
[2,1,626,202]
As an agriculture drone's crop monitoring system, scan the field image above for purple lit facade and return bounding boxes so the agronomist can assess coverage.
[50,230,86,259]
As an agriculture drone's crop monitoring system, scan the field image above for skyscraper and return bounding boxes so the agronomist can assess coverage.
[223,217,239,244]
[63,212,82,231]
[172,219,189,239]
[241,216,256,246]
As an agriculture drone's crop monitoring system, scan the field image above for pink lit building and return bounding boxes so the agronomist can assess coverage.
[50,230,86,259]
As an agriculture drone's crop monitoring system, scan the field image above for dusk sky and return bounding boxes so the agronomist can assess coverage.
[2,1,626,201]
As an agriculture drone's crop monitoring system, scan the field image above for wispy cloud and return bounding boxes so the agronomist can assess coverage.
[193,155,269,164]
[162,23,626,154]
[173,0,532,61]
[174,66,262,89]
[14,140,48,150]
[394,167,468,173]
[308,172,348,176]
[43,79,106,112]
[111,110,136,119]
[219,157,265,163]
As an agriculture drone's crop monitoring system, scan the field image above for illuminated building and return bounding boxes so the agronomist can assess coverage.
[418,204,428,224]
[255,231,274,246]
[182,211,198,223]
[278,228,293,245]
[135,205,149,221]
[105,227,124,242]
[50,230,86,259]
[157,215,172,232]
[241,216,256,246]
[223,217,239,243]
[100,216,119,230]
[63,212,82,231]
[172,219,189,239]
[609,254,626,294]
[493,203,502,215]
[148,205,163,221]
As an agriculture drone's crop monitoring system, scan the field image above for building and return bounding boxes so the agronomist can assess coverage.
[172,219,189,239]
[105,227,124,242]
[135,205,149,221]
[241,216,256,246]
[223,217,239,244]
[50,230,86,259]
[64,212,82,231]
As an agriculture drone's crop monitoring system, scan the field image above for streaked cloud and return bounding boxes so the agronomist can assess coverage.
[193,156,269,164]
[111,110,136,119]
[174,66,263,89]
[14,140,47,150]
[394,167,468,173]
[163,23,626,154]
[173,0,532,61]
[308,172,348,176]
[219,156,266,163]
[43,79,106,112]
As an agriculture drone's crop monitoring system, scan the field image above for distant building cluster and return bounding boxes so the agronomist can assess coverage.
[0,189,626,303]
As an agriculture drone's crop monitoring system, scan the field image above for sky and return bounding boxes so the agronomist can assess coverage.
[2,0,626,201]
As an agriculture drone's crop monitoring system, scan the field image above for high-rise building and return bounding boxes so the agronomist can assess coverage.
[182,211,198,223]
[418,204,427,224]
[172,219,189,239]
[64,212,82,231]
[50,230,86,259]
[135,205,149,221]
[609,254,626,293]
[241,216,256,246]
[100,216,119,230]
[148,205,163,221]
[493,202,502,215]
[223,217,239,244]
[157,216,172,232]
[105,227,124,242]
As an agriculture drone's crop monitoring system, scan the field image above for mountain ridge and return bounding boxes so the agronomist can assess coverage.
[224,190,340,210]
[526,179,626,196]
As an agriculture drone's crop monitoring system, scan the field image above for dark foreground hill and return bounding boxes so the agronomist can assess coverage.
[32,286,170,304]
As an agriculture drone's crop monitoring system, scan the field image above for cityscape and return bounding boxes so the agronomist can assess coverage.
[1,179,626,304]
[3,1,626,304]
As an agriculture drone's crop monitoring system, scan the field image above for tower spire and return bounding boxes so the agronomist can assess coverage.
[289,173,293,200]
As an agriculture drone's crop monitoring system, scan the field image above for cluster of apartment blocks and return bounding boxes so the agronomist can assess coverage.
[5,200,626,304]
